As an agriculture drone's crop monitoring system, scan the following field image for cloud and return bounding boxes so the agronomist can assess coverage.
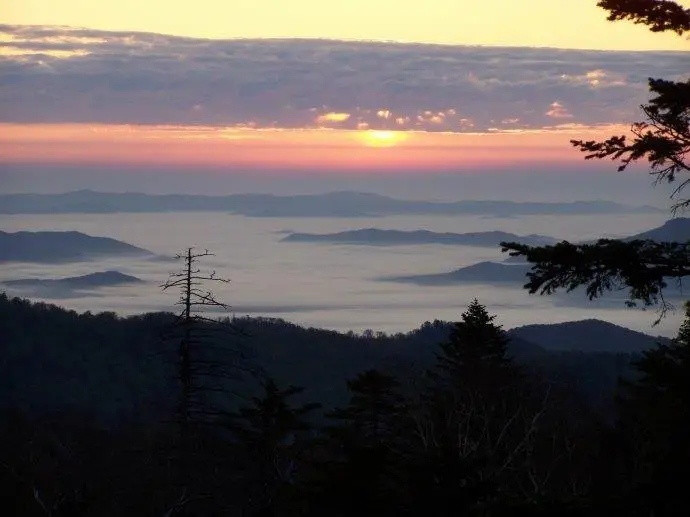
[315,112,351,125]
[559,68,628,88]
[0,24,687,132]
[545,101,573,119]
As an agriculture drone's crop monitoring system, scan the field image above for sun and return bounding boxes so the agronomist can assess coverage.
[357,130,409,148]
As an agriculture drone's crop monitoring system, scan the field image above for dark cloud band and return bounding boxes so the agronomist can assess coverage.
[0,24,686,131]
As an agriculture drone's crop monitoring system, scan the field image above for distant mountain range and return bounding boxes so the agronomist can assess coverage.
[381,259,688,306]
[283,229,556,247]
[0,231,153,263]
[382,262,532,285]
[284,218,690,250]
[621,217,690,243]
[2,271,143,292]
[0,190,662,217]
[382,219,690,286]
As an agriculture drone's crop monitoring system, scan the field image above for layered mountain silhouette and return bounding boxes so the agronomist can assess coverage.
[523,218,690,245]
[381,262,532,285]
[384,219,690,286]
[623,217,690,243]
[3,271,143,290]
[283,228,556,247]
[0,190,662,217]
[0,231,153,263]
[382,259,686,300]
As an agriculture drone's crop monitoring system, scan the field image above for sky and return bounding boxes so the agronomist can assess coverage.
[0,1,688,196]
[4,0,689,50]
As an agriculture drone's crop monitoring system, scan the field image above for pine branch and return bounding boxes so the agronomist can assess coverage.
[597,0,690,34]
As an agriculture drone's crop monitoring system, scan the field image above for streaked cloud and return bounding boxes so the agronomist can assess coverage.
[0,24,687,133]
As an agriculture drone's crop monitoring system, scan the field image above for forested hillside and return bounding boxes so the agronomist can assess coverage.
[4,293,678,516]
[1,293,639,422]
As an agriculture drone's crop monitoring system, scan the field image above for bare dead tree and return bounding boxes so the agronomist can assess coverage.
[160,247,254,497]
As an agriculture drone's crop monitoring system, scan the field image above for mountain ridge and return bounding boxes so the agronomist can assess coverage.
[381,261,532,285]
[3,271,143,290]
[284,228,556,247]
[623,217,690,243]
[0,191,662,217]
[0,294,658,423]
[0,230,154,263]
[509,319,668,353]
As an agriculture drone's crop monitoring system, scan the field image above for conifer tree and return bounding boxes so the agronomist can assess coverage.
[405,300,526,515]
[436,298,512,378]
[328,369,406,448]
[502,1,690,320]
[611,302,690,514]
[313,370,407,516]
[222,377,320,516]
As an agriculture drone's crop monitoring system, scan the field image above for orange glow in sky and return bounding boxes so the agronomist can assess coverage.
[1,2,687,175]
[0,123,628,172]
[358,131,411,148]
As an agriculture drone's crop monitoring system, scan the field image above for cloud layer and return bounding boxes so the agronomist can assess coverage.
[1,24,687,132]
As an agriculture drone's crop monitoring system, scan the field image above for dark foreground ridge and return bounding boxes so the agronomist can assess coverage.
[1,293,683,515]
[1,293,660,421]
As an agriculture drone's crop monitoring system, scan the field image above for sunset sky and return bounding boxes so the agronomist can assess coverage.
[4,0,689,50]
[0,1,688,189]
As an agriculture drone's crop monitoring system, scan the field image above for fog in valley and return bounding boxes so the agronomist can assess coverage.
[0,201,681,337]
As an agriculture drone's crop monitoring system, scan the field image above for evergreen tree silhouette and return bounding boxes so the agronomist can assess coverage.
[221,377,320,516]
[502,1,690,321]
[316,369,407,516]
[611,302,690,515]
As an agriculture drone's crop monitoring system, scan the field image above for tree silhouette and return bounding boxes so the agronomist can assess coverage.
[314,369,408,515]
[160,247,249,504]
[327,369,407,448]
[436,298,512,374]
[2,291,674,513]
[221,377,320,516]
[405,301,531,515]
[501,1,690,320]
[608,301,690,514]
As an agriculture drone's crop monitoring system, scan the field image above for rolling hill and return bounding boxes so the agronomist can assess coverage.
[509,319,666,353]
